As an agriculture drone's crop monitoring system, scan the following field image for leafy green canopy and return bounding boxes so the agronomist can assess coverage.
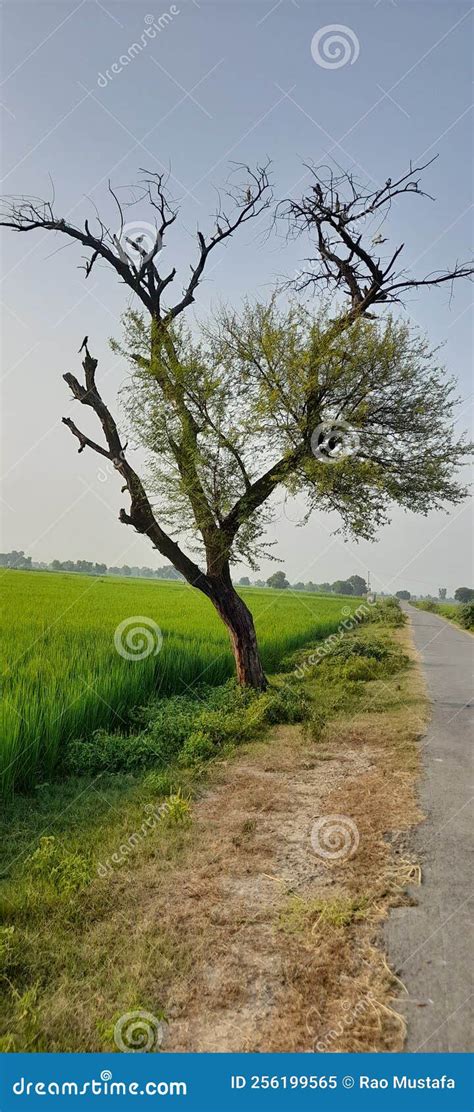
[112,301,470,569]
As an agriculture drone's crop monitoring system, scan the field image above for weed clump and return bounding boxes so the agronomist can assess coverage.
[279,894,369,934]
[23,836,90,898]
[63,681,309,777]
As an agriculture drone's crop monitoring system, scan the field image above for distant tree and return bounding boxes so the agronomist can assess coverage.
[254,579,266,588]
[395,590,411,600]
[438,587,447,600]
[454,587,474,603]
[2,159,472,688]
[267,571,290,590]
[332,579,354,596]
[156,565,183,580]
[0,550,31,569]
[348,574,368,596]
[238,576,251,586]
[292,582,306,591]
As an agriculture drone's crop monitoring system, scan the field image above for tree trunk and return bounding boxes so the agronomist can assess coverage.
[208,581,267,690]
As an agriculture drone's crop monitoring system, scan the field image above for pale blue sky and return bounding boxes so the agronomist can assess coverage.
[1,0,472,595]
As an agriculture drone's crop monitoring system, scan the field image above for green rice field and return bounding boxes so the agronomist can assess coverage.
[0,570,363,796]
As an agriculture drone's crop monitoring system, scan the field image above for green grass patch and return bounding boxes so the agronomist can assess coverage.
[279,894,370,933]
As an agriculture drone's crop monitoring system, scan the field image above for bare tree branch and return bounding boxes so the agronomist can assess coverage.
[0,163,272,324]
[281,157,473,322]
[62,344,211,593]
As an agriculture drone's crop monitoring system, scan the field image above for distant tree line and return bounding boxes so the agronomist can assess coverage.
[239,571,369,595]
[3,552,472,603]
[0,551,182,580]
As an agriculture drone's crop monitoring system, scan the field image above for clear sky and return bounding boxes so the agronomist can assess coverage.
[1,0,472,596]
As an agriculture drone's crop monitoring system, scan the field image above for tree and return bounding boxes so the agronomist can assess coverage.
[332,579,354,596]
[267,571,290,590]
[438,588,447,600]
[395,590,411,600]
[1,158,472,689]
[454,587,474,603]
[0,550,31,569]
[347,574,367,596]
[238,576,251,586]
[292,582,306,591]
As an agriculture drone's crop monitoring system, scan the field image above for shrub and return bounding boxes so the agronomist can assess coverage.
[63,680,309,778]
[458,602,474,630]
[179,729,216,766]
[324,636,390,663]
[367,598,406,626]
[314,635,408,680]
[259,683,309,724]
[342,656,381,682]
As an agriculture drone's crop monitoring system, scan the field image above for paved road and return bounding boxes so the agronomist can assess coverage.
[385,603,473,1051]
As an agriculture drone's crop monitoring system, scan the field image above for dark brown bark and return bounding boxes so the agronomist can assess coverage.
[207,580,267,690]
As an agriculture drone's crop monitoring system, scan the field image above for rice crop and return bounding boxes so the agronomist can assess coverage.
[0,570,362,796]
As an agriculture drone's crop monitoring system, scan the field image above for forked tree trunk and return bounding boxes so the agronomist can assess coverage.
[208,581,267,690]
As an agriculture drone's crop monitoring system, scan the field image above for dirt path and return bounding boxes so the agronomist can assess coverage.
[385,603,474,1051]
[161,727,374,1052]
[123,630,425,1053]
